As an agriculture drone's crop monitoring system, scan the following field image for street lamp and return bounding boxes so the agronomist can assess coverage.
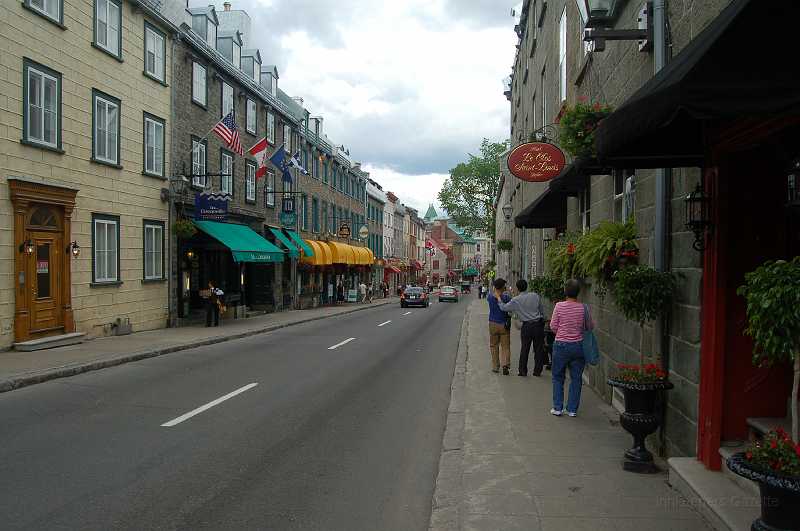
[501,203,513,222]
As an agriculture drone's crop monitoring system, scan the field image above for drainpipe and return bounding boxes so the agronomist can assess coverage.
[167,32,179,328]
[653,0,673,454]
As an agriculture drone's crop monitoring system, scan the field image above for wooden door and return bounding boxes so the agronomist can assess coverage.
[26,231,63,334]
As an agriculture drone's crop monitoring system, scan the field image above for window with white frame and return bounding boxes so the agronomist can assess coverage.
[26,0,61,24]
[579,185,591,234]
[246,161,256,202]
[283,124,291,152]
[559,6,567,102]
[143,221,164,280]
[575,0,592,55]
[246,99,256,134]
[192,62,206,107]
[540,64,547,124]
[265,169,275,207]
[192,138,206,187]
[221,151,233,195]
[24,60,60,149]
[92,214,119,283]
[233,42,241,69]
[221,81,233,118]
[93,90,120,165]
[144,23,166,82]
[266,112,275,143]
[143,113,164,177]
[95,0,121,58]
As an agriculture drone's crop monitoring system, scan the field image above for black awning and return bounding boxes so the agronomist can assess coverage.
[514,189,566,229]
[595,0,800,169]
[549,157,611,196]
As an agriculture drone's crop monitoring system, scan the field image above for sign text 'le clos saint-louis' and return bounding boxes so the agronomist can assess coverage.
[507,142,566,182]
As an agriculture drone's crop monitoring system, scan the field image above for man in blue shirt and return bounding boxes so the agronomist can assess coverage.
[487,278,512,374]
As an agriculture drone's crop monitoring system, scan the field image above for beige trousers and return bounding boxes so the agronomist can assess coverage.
[489,322,511,368]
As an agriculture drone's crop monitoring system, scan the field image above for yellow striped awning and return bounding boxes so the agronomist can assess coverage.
[301,240,323,265]
[326,241,355,264]
[312,240,333,265]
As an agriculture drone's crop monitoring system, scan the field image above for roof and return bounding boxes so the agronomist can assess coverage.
[424,204,438,221]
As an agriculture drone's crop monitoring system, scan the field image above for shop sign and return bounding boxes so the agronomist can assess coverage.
[282,197,295,213]
[347,289,358,303]
[338,222,351,239]
[358,225,369,240]
[36,260,49,274]
[195,191,230,221]
[507,142,566,182]
[279,211,296,227]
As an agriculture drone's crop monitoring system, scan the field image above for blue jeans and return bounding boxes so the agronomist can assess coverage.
[552,340,586,413]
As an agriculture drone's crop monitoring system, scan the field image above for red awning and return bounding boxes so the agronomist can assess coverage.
[385,266,401,274]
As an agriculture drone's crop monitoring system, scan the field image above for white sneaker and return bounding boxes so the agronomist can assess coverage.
[566,411,577,417]
[550,408,563,417]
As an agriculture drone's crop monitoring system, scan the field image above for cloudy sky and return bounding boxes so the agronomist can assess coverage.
[226,0,519,213]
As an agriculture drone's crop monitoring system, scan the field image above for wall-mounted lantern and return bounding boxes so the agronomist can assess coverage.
[685,183,712,251]
[787,159,800,208]
[501,203,513,222]
[68,241,80,258]
[582,0,653,53]
[186,249,196,260]
[19,239,34,255]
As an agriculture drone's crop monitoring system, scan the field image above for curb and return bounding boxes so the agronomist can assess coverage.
[428,301,471,530]
[0,299,396,394]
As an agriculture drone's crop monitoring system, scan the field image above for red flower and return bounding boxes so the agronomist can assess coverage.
[592,102,601,111]
[578,96,588,103]
[746,451,753,460]
[770,439,778,450]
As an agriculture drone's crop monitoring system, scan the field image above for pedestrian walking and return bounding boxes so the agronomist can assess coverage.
[487,278,512,375]
[337,282,344,304]
[549,279,593,417]
[359,281,367,303]
[203,281,224,327]
[498,279,547,377]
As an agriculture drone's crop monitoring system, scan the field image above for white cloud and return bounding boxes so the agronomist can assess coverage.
[230,0,518,206]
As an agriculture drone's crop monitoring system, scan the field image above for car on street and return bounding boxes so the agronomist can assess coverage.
[438,286,459,303]
[401,286,429,308]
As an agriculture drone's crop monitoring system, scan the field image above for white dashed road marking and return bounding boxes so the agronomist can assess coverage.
[403,311,412,316]
[161,383,259,427]
[328,337,356,350]
[378,320,392,327]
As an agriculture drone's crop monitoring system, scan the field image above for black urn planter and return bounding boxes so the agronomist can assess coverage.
[607,378,674,473]
[726,452,800,531]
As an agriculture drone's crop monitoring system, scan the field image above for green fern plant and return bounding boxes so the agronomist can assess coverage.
[574,219,638,280]
[545,232,582,280]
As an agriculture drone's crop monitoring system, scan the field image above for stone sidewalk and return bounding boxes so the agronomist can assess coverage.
[0,297,397,393]
[429,299,712,531]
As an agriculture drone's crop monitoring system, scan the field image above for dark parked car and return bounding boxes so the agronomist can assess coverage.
[438,286,459,303]
[401,287,429,308]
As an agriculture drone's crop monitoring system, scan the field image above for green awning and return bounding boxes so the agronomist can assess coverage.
[463,267,479,276]
[194,220,284,263]
[268,227,299,258]
[285,229,314,257]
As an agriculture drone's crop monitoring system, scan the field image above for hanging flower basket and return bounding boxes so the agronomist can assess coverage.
[559,100,613,158]
[497,239,513,252]
[172,219,197,239]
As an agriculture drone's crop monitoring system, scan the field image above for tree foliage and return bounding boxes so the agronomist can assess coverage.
[437,139,508,237]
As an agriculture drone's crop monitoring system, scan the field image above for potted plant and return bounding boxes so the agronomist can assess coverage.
[545,232,582,281]
[607,265,676,473]
[172,218,197,239]
[573,219,638,294]
[497,239,513,252]
[529,275,566,304]
[558,99,613,158]
[726,258,800,530]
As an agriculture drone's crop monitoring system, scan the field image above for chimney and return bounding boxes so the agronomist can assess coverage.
[223,2,231,11]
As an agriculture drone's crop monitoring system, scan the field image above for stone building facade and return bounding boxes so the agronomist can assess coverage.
[1,0,176,348]
[500,0,734,459]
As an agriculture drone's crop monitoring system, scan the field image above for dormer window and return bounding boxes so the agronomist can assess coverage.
[252,60,259,82]
[207,21,216,48]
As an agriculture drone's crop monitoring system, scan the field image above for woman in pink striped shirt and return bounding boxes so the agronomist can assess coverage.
[548,279,594,417]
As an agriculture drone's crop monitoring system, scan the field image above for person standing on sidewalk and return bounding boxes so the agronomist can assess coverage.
[487,278,512,375]
[359,281,367,303]
[498,279,546,377]
[549,279,593,417]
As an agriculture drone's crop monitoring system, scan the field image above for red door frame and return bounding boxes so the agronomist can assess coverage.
[697,168,726,470]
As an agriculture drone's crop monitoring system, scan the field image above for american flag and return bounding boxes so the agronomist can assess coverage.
[212,111,244,156]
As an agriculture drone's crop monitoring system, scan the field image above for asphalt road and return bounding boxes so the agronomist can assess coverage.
[0,293,468,531]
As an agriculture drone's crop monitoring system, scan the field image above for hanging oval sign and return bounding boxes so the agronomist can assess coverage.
[507,142,566,182]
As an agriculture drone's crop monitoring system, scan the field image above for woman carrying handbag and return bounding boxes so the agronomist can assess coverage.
[548,279,594,417]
